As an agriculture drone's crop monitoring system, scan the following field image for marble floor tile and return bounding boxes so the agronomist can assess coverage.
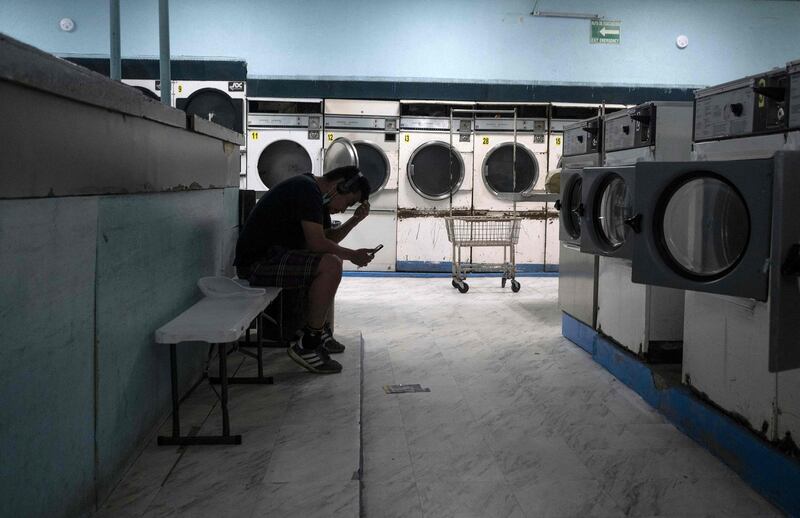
[363,449,414,485]
[363,479,423,518]
[490,436,595,483]
[253,480,359,518]
[409,447,507,482]
[608,476,782,517]
[416,480,526,518]
[510,477,625,518]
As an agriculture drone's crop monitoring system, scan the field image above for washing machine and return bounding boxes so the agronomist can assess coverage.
[470,103,549,270]
[589,101,694,360]
[396,101,475,271]
[633,66,799,443]
[323,99,400,271]
[245,98,324,193]
[557,116,603,328]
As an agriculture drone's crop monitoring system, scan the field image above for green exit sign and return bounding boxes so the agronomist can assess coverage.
[591,20,621,44]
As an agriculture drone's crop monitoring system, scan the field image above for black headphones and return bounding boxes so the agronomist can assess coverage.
[336,171,364,194]
[323,171,364,204]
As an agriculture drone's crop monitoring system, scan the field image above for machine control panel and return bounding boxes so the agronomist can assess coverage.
[563,116,602,157]
[473,118,547,133]
[789,60,799,130]
[694,70,789,141]
[247,114,321,129]
[324,116,399,131]
[604,104,656,152]
[399,117,473,131]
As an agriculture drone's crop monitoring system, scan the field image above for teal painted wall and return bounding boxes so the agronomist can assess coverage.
[0,189,233,517]
[1,0,799,86]
[0,198,98,518]
[94,190,225,500]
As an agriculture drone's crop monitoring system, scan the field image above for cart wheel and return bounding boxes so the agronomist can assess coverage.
[457,282,469,294]
[511,280,521,293]
[451,279,459,289]
[501,277,507,288]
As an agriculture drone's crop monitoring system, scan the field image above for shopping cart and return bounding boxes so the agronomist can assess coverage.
[444,216,522,293]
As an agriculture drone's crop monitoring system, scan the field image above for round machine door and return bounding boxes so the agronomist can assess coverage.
[595,174,634,250]
[324,138,359,173]
[482,143,538,198]
[183,88,239,132]
[353,141,390,194]
[258,140,313,189]
[407,141,465,200]
[630,159,774,302]
[658,175,749,279]
[561,174,583,240]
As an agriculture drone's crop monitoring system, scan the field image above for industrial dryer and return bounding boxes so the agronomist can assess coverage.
[396,101,475,271]
[557,116,603,329]
[245,98,324,193]
[637,65,800,443]
[471,103,550,269]
[591,101,694,360]
[323,99,400,271]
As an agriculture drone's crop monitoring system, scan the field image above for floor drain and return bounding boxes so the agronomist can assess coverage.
[383,384,431,394]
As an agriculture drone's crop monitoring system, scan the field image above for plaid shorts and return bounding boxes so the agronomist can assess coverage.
[237,246,322,289]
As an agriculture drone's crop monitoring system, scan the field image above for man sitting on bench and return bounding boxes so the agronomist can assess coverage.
[234,166,374,374]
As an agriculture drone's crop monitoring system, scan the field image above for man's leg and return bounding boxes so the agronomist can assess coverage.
[306,253,342,329]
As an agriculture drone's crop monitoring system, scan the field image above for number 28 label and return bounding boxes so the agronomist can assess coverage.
[482,137,489,145]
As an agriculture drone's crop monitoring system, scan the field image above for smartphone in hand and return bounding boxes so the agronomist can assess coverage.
[369,244,384,255]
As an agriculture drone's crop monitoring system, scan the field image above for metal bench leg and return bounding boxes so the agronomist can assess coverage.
[158,343,242,446]
[169,344,180,437]
[219,342,231,437]
[210,317,274,385]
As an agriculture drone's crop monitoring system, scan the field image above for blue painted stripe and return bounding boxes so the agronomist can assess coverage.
[395,260,552,273]
[343,270,558,278]
[561,312,800,516]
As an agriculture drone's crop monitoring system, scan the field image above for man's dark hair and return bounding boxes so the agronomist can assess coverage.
[323,165,371,202]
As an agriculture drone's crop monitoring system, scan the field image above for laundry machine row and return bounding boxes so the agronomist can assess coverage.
[622,62,800,443]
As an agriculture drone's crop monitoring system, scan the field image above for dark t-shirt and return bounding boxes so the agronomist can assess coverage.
[234,174,331,267]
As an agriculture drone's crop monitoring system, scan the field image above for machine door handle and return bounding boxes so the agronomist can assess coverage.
[554,199,562,211]
[623,214,642,233]
[622,125,631,135]
[577,135,584,143]
[753,86,786,102]
[781,244,800,276]
[572,203,585,217]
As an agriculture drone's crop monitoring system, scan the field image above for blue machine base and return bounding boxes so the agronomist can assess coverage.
[345,270,559,278]
[561,312,800,517]
[395,260,558,274]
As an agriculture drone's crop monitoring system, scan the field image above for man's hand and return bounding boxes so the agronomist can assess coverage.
[349,248,374,267]
[353,201,370,222]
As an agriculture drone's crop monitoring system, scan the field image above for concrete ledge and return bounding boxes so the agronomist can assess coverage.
[562,312,800,516]
[1,34,184,129]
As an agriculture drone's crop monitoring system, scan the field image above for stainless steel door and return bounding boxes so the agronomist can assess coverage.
[630,158,773,301]
[579,166,637,259]
[557,168,584,245]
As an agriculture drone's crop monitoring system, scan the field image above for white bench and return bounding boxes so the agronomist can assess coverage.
[155,279,281,446]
